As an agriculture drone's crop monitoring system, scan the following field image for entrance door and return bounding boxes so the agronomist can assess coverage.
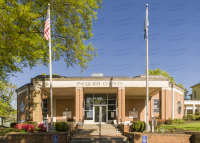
[94,105,107,123]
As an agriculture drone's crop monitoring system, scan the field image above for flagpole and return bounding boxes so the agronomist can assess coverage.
[48,3,55,132]
[145,4,150,132]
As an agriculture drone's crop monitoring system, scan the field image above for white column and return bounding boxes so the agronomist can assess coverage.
[185,106,187,116]
[193,104,195,115]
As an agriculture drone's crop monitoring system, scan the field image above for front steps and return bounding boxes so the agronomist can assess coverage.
[69,137,130,143]
[78,124,122,136]
[68,124,131,143]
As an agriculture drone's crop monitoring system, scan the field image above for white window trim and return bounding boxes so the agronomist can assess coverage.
[153,99,159,113]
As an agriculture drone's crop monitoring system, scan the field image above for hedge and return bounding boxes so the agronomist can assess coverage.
[55,122,67,131]
[133,121,145,132]
[10,123,17,128]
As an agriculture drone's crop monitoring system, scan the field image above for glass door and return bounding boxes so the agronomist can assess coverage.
[94,105,107,124]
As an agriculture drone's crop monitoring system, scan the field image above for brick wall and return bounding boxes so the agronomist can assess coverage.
[7,133,67,143]
[118,89,121,122]
[56,99,75,121]
[161,89,171,120]
[17,91,28,122]
[75,88,83,122]
[124,132,191,143]
[174,91,184,119]
[118,88,125,122]
[125,99,145,122]
[31,90,42,122]
[149,93,159,119]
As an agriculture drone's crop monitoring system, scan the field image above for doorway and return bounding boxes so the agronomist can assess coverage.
[94,105,107,124]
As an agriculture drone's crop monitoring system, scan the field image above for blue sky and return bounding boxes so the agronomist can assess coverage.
[10,0,200,97]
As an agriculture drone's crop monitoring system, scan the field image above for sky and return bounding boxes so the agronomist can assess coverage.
[10,0,200,98]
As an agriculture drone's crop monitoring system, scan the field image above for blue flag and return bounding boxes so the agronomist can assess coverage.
[144,5,149,39]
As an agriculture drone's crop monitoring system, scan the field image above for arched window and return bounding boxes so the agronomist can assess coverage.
[177,101,181,114]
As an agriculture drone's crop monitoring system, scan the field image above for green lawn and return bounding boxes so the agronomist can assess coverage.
[162,123,200,131]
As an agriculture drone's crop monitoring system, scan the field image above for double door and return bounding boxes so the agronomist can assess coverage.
[94,105,107,124]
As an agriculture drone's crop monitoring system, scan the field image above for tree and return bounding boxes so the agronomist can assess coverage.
[0,81,17,125]
[0,0,103,81]
[148,68,188,96]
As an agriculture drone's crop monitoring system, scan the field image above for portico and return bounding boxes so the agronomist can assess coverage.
[16,74,185,124]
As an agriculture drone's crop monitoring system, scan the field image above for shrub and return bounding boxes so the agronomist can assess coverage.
[14,124,35,132]
[186,114,195,121]
[173,119,185,124]
[133,121,145,132]
[38,123,46,131]
[195,115,200,120]
[165,118,173,125]
[38,123,50,131]
[24,121,38,127]
[157,119,165,126]
[55,122,67,131]
[10,123,17,128]
[195,112,200,115]
[149,119,165,130]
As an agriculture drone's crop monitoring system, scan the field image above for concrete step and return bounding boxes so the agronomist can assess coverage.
[71,137,128,141]
[69,141,130,143]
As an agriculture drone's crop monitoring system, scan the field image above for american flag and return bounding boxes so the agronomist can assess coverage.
[44,10,50,40]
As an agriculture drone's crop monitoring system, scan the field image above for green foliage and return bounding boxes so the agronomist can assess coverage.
[195,112,200,115]
[41,73,46,75]
[148,68,188,95]
[148,68,175,83]
[55,122,67,131]
[165,119,173,125]
[0,82,17,123]
[0,0,103,81]
[0,128,16,135]
[195,115,200,120]
[133,121,145,132]
[162,122,200,131]
[185,114,195,121]
[24,121,38,127]
[173,119,185,124]
[10,123,17,128]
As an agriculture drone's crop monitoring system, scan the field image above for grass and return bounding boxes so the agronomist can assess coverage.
[162,122,200,131]
[0,128,15,135]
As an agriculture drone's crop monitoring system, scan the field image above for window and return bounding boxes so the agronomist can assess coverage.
[177,101,181,114]
[84,94,93,120]
[153,99,159,113]
[194,91,196,99]
[42,99,48,113]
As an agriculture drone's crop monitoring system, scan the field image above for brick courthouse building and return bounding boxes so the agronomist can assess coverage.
[16,74,185,124]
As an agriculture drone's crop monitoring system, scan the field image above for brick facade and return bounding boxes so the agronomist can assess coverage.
[75,88,83,122]
[174,91,184,119]
[118,88,125,122]
[56,99,75,121]
[17,91,28,122]
[16,77,185,124]
[160,89,172,120]
[125,99,145,121]
[149,93,159,119]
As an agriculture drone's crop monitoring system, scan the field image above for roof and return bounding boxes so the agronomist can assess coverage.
[31,74,170,81]
[190,83,200,88]
[16,74,171,92]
